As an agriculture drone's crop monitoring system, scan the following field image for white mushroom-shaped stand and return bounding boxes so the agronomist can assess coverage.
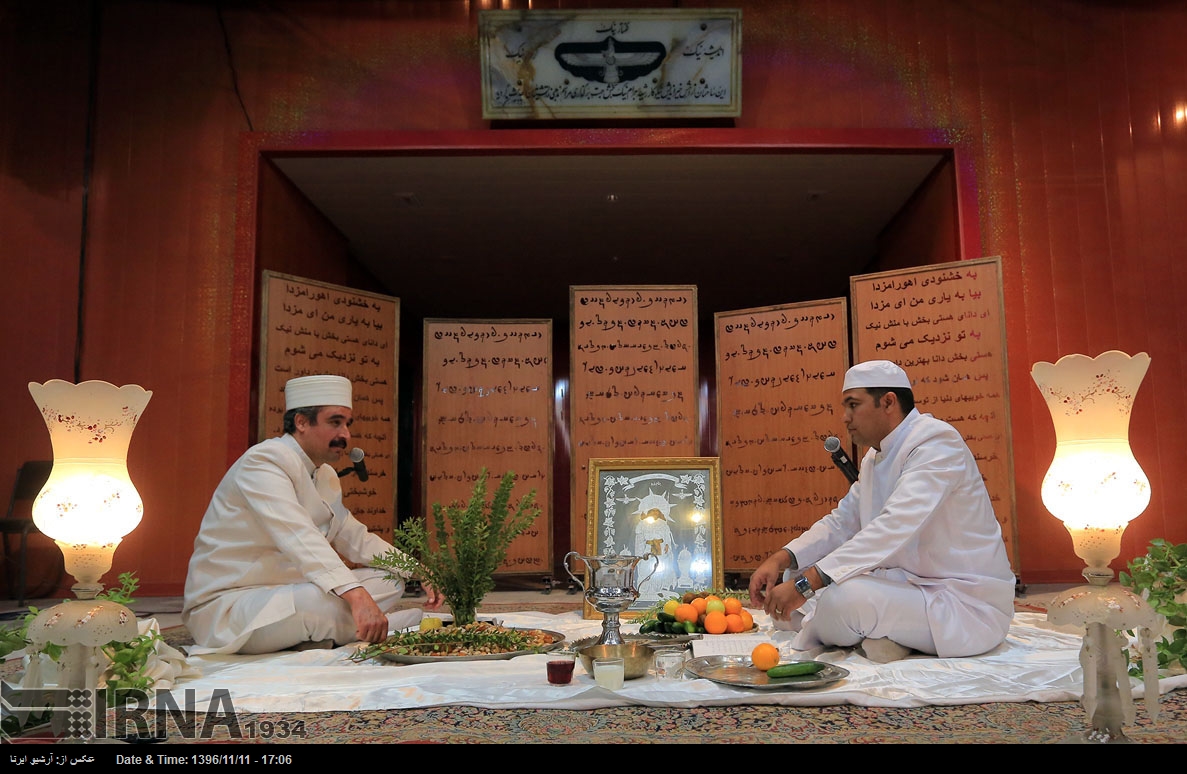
[1048,582,1164,743]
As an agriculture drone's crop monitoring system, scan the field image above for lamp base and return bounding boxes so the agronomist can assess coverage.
[17,599,141,740]
[1048,584,1163,744]
[26,598,139,652]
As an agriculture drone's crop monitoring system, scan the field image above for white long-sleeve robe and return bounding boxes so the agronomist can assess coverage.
[182,434,399,653]
[786,409,1016,658]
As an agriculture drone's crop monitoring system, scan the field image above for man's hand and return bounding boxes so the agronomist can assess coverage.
[420,581,445,611]
[340,586,388,643]
[762,582,805,621]
[748,552,791,609]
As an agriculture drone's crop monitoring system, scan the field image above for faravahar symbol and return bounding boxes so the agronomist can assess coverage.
[554,36,666,85]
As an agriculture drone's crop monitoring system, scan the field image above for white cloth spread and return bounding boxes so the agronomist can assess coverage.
[156,610,1186,713]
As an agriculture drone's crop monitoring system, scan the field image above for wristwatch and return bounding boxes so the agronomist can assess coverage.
[793,574,815,600]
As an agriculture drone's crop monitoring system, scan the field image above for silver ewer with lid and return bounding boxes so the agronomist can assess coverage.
[563,551,658,646]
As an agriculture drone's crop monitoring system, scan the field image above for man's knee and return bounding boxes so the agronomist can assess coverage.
[809,581,887,646]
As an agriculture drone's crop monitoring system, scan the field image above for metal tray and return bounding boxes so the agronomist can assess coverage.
[378,628,566,664]
[683,655,849,691]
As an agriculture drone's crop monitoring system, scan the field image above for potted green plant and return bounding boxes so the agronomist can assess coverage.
[373,468,540,626]
[1120,539,1187,677]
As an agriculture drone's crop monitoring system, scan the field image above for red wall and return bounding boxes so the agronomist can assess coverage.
[2,0,1184,596]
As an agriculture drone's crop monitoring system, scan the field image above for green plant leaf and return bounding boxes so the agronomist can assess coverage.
[374,468,540,627]
[1120,540,1187,677]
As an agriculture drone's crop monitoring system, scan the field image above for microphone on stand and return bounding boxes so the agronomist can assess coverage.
[338,447,370,481]
[824,436,859,484]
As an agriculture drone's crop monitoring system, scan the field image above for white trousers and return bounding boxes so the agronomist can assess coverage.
[239,568,417,654]
[778,571,938,654]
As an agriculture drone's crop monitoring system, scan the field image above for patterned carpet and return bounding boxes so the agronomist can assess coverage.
[8,600,1186,744]
[153,691,1186,744]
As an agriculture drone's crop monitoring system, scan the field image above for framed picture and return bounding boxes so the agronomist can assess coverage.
[583,457,723,619]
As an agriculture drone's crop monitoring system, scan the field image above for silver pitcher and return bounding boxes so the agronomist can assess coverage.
[564,551,658,646]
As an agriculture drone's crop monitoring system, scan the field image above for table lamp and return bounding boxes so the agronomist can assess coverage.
[21,379,151,700]
[1030,351,1164,743]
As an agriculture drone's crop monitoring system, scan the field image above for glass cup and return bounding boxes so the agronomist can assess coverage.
[546,650,576,685]
[593,656,626,690]
[653,648,685,680]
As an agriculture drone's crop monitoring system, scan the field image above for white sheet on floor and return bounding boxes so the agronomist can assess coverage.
[163,611,1186,713]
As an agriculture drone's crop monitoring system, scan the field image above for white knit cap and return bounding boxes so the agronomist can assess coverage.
[842,360,912,391]
[284,374,352,411]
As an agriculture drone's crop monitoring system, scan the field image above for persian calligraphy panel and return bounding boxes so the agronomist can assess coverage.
[850,257,1018,571]
[258,271,399,538]
[714,299,851,573]
[422,319,553,576]
[569,286,700,556]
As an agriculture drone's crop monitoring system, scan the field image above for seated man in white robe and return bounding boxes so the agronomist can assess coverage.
[183,374,442,654]
[748,360,1016,663]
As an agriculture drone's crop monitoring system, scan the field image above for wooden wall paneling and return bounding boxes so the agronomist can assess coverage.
[258,271,399,539]
[714,299,851,574]
[569,286,700,556]
[850,256,1019,573]
[16,1,1185,592]
[421,319,553,576]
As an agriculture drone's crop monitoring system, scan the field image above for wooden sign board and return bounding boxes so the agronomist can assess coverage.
[850,257,1019,571]
[258,271,399,539]
[421,319,554,576]
[714,299,851,573]
[569,285,700,556]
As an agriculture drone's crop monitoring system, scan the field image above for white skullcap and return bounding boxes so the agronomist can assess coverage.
[284,374,352,411]
[842,360,912,391]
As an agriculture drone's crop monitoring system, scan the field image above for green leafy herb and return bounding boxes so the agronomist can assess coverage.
[100,630,161,706]
[350,621,552,663]
[372,468,540,626]
[96,571,141,606]
[1120,539,1187,677]
[0,608,37,659]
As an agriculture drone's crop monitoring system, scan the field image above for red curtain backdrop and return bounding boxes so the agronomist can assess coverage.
[2,1,1183,595]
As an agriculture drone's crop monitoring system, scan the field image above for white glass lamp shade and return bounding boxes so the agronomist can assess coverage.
[27,379,152,594]
[1030,351,1150,577]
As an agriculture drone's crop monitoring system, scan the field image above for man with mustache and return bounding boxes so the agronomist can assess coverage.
[748,360,1015,663]
[183,374,442,654]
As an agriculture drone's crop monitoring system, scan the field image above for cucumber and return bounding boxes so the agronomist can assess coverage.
[766,661,826,678]
[639,619,658,634]
[656,612,677,623]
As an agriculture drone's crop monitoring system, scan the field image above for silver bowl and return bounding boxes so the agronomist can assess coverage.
[576,641,656,680]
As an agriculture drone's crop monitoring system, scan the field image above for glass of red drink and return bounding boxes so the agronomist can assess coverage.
[547,650,576,685]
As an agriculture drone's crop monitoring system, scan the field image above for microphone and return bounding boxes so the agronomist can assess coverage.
[824,436,859,484]
[339,447,369,481]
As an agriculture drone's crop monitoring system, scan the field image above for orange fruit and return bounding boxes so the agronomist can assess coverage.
[690,597,709,616]
[723,597,743,616]
[674,603,699,624]
[725,613,746,633]
[703,610,728,634]
[751,642,781,672]
[738,608,754,631]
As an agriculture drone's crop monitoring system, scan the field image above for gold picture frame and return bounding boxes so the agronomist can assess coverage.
[583,457,724,620]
